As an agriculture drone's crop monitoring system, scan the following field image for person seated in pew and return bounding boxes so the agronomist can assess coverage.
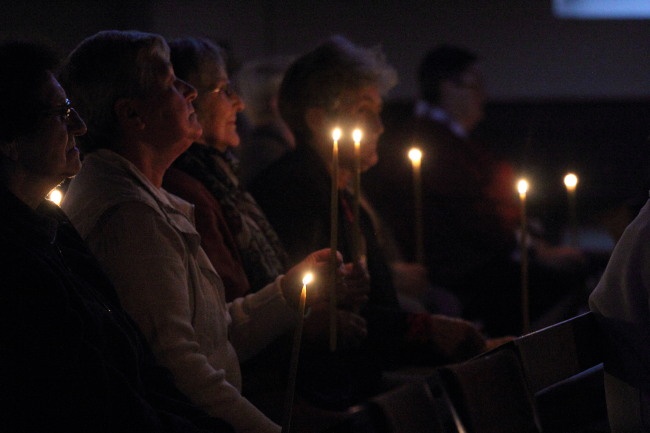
[59,30,356,433]
[251,34,512,411]
[362,44,589,337]
[161,36,369,423]
[589,189,650,431]
[0,39,233,433]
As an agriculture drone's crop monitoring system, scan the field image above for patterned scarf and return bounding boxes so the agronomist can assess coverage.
[172,143,288,292]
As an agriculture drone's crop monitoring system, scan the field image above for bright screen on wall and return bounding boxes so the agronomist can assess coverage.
[553,0,650,18]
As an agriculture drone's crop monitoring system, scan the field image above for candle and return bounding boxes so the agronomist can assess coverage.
[329,128,341,352]
[517,178,529,334]
[281,272,313,433]
[564,173,579,247]
[47,187,63,206]
[352,128,362,263]
[408,147,424,264]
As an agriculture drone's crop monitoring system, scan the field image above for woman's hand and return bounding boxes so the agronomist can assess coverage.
[281,248,342,308]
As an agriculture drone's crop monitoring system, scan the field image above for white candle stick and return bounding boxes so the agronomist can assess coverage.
[408,147,424,264]
[352,128,362,262]
[281,273,312,433]
[564,173,579,247]
[517,178,530,334]
[329,128,341,352]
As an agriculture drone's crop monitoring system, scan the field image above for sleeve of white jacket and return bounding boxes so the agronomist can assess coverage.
[84,202,281,433]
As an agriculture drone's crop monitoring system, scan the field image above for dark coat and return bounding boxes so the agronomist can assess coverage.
[251,144,467,409]
[0,189,232,433]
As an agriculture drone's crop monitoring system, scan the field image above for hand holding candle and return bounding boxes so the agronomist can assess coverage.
[517,178,529,334]
[408,147,424,264]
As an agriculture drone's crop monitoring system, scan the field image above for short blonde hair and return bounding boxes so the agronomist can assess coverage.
[60,30,170,153]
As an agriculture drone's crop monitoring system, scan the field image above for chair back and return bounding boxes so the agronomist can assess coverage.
[438,347,540,433]
[514,311,603,393]
[369,380,458,433]
[514,311,609,433]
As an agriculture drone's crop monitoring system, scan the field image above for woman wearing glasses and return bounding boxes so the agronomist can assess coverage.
[0,40,234,433]
[161,38,370,424]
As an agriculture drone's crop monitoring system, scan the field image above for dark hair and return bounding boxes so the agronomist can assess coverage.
[59,30,169,153]
[168,37,225,92]
[279,35,397,144]
[0,40,60,143]
[418,44,477,104]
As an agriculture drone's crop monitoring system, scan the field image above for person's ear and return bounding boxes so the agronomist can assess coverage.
[305,106,327,135]
[0,140,19,161]
[114,98,146,130]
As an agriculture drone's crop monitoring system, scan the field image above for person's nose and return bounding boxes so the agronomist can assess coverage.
[68,108,87,136]
[177,78,198,102]
[232,91,245,112]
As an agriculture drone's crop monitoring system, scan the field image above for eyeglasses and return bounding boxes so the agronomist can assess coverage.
[206,81,237,99]
[41,99,74,121]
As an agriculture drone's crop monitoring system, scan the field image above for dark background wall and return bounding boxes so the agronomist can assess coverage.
[4,0,650,101]
[3,0,650,235]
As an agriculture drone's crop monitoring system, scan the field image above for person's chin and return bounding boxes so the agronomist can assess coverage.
[66,148,81,165]
[65,160,82,177]
[227,135,240,148]
[189,126,203,142]
[362,155,379,171]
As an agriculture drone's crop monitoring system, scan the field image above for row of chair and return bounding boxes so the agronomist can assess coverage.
[319,312,609,433]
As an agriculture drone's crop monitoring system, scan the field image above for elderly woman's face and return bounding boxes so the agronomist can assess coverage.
[194,62,245,152]
[136,56,202,157]
[15,72,86,186]
[329,85,384,172]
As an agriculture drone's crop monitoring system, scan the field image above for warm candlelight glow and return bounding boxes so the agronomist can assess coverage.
[517,177,529,334]
[351,128,363,263]
[48,188,63,205]
[408,146,424,264]
[352,128,362,144]
[282,271,310,433]
[329,127,340,351]
[408,147,422,165]
[564,172,579,247]
[302,272,313,286]
[564,173,578,191]
[517,179,529,199]
[332,127,342,142]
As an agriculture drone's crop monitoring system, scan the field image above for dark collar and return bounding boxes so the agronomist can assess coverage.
[0,188,62,244]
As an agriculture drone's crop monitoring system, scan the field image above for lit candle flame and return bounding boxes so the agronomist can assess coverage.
[332,128,341,142]
[283,272,311,433]
[517,179,529,199]
[352,129,362,144]
[517,177,530,333]
[408,146,424,264]
[564,173,578,191]
[408,147,422,165]
[48,188,63,205]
